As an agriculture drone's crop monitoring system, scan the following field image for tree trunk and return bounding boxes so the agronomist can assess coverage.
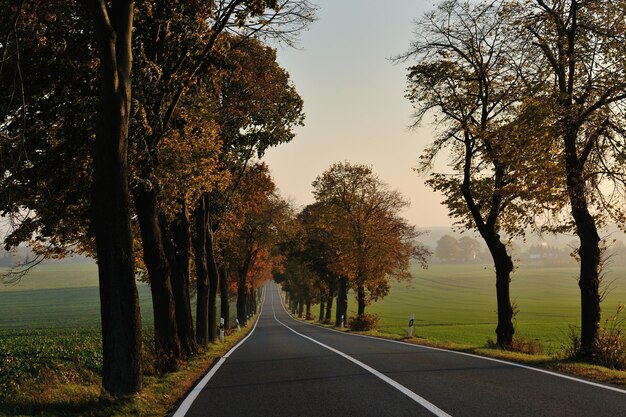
[325,278,334,324]
[306,299,312,320]
[206,224,219,342]
[219,264,230,329]
[357,285,366,317]
[134,188,181,371]
[169,205,196,357]
[336,277,348,326]
[565,131,601,356]
[88,0,142,395]
[193,197,209,346]
[319,298,325,323]
[298,298,304,318]
[237,272,247,326]
[485,237,515,347]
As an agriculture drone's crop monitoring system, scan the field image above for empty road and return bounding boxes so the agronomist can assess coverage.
[174,283,626,417]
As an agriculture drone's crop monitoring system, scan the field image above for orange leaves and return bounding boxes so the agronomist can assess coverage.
[310,162,429,303]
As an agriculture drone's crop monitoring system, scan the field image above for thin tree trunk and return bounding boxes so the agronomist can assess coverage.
[319,298,325,323]
[206,224,219,342]
[169,205,196,357]
[357,285,366,317]
[88,0,142,396]
[193,197,209,346]
[325,278,334,324]
[219,263,230,329]
[298,298,304,318]
[336,277,348,326]
[134,188,181,371]
[237,272,247,326]
[306,299,312,320]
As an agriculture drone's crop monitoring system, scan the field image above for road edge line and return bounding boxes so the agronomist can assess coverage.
[275,283,626,395]
[171,289,266,417]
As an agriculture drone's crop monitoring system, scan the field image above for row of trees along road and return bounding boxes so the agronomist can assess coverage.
[277,162,430,326]
[399,0,626,354]
[0,0,315,396]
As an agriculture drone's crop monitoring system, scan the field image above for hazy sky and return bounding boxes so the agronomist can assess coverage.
[263,0,453,228]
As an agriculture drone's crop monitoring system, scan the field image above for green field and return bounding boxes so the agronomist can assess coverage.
[0,264,243,406]
[0,264,153,329]
[335,264,626,353]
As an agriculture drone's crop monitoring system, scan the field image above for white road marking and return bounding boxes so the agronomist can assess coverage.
[172,290,265,417]
[270,288,453,417]
[275,284,626,395]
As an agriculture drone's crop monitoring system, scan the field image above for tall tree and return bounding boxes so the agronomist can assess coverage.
[87,0,142,396]
[522,0,626,355]
[401,0,559,346]
[312,162,429,318]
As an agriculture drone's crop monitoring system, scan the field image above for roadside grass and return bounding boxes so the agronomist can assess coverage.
[339,264,626,353]
[0,264,252,416]
[0,319,257,417]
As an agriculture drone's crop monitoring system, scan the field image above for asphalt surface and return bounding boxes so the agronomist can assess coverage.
[176,283,626,417]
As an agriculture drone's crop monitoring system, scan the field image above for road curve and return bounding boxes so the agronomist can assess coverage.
[174,283,626,417]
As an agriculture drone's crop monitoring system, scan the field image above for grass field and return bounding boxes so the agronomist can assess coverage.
[333,264,626,354]
[0,263,243,414]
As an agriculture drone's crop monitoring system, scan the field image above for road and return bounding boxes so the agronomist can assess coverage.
[174,283,626,417]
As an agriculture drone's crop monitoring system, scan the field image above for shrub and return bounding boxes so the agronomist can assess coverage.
[511,337,545,355]
[348,313,379,331]
[563,305,626,370]
[486,336,544,355]
[592,305,626,370]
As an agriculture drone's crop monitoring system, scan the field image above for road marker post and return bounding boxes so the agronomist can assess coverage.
[219,317,225,342]
[340,314,344,328]
[236,319,241,332]
[408,313,415,337]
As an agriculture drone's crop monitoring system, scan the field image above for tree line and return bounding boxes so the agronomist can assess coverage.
[276,162,430,329]
[0,0,315,396]
[397,0,626,355]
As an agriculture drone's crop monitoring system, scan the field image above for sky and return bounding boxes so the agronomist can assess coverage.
[263,0,453,228]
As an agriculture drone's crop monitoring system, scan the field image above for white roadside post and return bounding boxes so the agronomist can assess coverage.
[408,313,415,338]
[340,315,345,329]
[219,317,225,343]
[236,318,241,332]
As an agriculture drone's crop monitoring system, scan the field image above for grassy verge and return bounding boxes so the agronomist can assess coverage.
[0,317,258,417]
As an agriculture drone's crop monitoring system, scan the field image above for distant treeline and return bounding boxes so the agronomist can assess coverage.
[430,234,626,267]
[0,247,92,268]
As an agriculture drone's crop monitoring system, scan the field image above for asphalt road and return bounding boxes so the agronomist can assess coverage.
[174,283,626,417]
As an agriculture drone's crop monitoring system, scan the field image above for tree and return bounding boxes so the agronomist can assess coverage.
[401,0,560,346]
[298,203,340,323]
[312,162,429,318]
[88,0,142,396]
[521,0,626,357]
[435,235,463,262]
